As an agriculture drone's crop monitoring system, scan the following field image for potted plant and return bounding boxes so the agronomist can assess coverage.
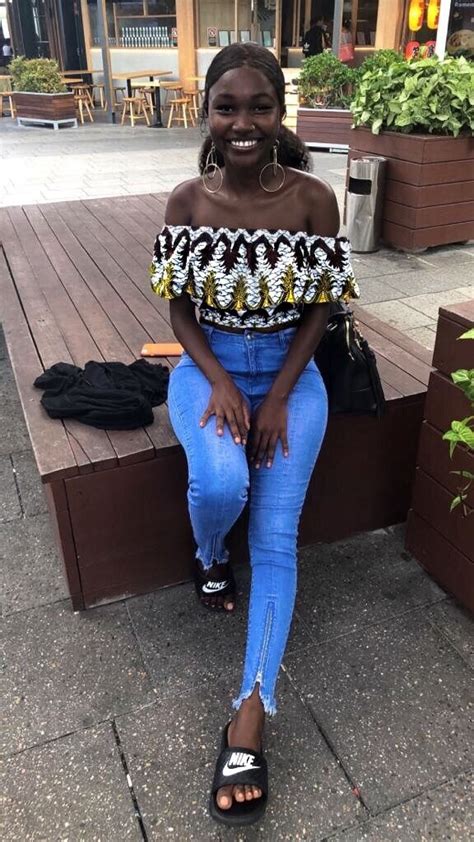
[349,56,474,251]
[405,300,474,611]
[10,57,77,129]
[296,52,356,149]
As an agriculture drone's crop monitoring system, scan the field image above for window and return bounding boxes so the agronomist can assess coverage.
[196,0,279,49]
[86,0,177,48]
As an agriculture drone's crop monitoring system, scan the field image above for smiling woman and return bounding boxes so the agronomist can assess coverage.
[148,42,359,828]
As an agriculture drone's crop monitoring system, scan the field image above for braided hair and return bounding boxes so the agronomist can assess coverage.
[198,43,311,174]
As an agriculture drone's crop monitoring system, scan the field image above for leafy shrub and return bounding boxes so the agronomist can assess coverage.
[9,56,66,93]
[351,55,474,136]
[358,49,404,77]
[298,52,356,109]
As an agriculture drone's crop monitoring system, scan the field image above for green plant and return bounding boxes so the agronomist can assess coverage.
[442,329,474,515]
[298,52,356,109]
[9,56,66,94]
[351,55,474,136]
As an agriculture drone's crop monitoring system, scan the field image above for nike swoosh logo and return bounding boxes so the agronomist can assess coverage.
[202,580,229,594]
[222,763,261,777]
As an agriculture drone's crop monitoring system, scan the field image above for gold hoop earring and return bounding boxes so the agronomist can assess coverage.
[202,142,223,194]
[259,141,285,193]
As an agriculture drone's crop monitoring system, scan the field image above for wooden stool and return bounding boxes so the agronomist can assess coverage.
[0,91,16,118]
[93,83,107,110]
[121,96,150,127]
[167,97,194,128]
[69,83,94,109]
[74,93,94,124]
[160,82,183,111]
[132,83,154,112]
[114,86,127,106]
[183,88,200,121]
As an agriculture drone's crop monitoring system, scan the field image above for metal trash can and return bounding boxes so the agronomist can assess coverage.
[346,156,387,253]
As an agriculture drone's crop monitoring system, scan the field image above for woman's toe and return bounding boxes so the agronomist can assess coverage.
[234,785,246,802]
[253,786,261,799]
[244,785,253,800]
[217,785,233,810]
[224,596,235,612]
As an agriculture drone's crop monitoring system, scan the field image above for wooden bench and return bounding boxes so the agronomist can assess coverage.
[0,195,433,610]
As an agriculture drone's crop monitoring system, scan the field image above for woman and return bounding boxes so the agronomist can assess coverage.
[150,43,358,826]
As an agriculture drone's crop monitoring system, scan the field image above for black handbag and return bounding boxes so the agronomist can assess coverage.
[314,302,386,417]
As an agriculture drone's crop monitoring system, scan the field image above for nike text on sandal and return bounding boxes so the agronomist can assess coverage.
[209,722,268,826]
[194,562,236,610]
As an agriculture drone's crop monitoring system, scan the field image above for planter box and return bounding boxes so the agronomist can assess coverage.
[405,300,474,611]
[13,91,77,129]
[348,127,474,251]
[297,107,352,150]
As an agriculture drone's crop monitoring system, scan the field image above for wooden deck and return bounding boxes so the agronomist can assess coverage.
[0,195,433,609]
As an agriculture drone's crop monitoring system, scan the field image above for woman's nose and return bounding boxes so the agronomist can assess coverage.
[232,111,256,132]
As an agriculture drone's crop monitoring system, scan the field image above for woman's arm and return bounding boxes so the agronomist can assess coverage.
[165,186,250,444]
[248,179,339,468]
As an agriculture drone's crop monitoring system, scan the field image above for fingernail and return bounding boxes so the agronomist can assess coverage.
[267,461,271,468]
[235,437,240,444]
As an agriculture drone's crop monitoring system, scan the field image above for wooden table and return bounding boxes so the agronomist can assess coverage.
[113,70,172,127]
[61,69,94,76]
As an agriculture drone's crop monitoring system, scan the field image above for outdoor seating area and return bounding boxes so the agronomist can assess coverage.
[0,192,432,610]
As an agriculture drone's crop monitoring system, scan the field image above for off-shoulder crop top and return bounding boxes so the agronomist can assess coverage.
[150,225,359,329]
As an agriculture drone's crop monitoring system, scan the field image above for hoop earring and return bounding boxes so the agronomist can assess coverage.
[259,141,286,193]
[202,142,223,194]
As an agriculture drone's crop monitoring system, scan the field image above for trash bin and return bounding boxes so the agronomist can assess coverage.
[346,156,387,253]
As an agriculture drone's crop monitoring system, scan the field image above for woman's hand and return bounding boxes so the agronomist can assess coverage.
[200,374,250,444]
[249,395,289,469]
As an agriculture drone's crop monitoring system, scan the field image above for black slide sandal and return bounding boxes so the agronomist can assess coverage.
[194,562,236,610]
[209,722,268,826]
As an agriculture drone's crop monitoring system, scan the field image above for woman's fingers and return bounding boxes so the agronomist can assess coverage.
[225,409,242,444]
[199,405,213,428]
[234,403,250,444]
[265,433,279,468]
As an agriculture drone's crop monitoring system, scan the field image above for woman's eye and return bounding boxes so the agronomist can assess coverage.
[253,105,272,113]
[215,105,233,113]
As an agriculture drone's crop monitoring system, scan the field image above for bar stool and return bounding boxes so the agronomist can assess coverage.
[131,83,154,112]
[121,96,151,127]
[114,86,127,106]
[183,87,200,122]
[69,83,95,109]
[160,81,184,112]
[74,93,94,124]
[92,83,107,110]
[0,91,16,118]
[167,97,194,128]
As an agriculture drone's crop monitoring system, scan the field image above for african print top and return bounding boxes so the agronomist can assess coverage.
[150,225,359,329]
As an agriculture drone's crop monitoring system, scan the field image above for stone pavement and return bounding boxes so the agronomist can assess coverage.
[1,115,473,840]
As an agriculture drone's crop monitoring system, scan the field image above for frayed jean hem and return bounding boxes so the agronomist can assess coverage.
[195,547,229,571]
[232,686,277,717]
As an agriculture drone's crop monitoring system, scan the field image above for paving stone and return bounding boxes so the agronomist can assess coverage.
[0,723,141,841]
[116,675,364,841]
[402,287,474,321]
[382,269,474,296]
[1,600,154,753]
[296,529,444,643]
[352,251,424,280]
[416,244,474,269]
[284,612,473,813]
[10,450,48,518]
[362,300,435,331]
[0,455,21,523]
[425,599,474,669]
[404,326,437,351]
[333,771,473,841]
[356,277,403,305]
[0,513,67,616]
[127,573,312,705]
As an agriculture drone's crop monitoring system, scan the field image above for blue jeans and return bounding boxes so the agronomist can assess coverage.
[168,325,328,714]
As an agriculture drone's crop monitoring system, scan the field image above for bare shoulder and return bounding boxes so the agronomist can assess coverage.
[289,169,340,237]
[164,178,201,225]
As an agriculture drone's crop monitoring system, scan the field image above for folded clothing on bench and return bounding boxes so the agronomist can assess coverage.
[34,359,169,430]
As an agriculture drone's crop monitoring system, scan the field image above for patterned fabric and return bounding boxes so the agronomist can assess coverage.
[150,225,359,329]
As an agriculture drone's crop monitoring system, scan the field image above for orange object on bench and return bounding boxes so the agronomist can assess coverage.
[141,342,183,357]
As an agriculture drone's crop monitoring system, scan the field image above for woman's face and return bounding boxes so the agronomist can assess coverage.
[207,66,283,170]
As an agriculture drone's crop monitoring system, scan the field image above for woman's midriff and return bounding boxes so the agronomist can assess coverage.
[199,319,300,335]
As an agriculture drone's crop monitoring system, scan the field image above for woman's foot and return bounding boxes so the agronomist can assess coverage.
[216,687,265,810]
[196,559,235,611]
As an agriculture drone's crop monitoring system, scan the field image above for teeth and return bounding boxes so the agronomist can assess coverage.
[230,140,258,148]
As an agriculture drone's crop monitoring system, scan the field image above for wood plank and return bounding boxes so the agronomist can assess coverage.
[438,300,474,328]
[350,128,473,165]
[5,206,118,471]
[411,468,473,560]
[44,481,84,610]
[385,179,474,209]
[0,248,78,482]
[416,421,474,507]
[433,312,474,377]
[382,219,474,251]
[355,307,433,366]
[384,199,474,229]
[424,370,471,435]
[360,323,431,387]
[406,510,474,611]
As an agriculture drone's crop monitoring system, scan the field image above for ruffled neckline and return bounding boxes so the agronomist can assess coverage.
[164,224,346,241]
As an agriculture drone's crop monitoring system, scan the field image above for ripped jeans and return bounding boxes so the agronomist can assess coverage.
[168,325,328,714]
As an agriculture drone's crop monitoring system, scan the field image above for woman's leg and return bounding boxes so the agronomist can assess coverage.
[216,362,327,807]
[168,356,250,606]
